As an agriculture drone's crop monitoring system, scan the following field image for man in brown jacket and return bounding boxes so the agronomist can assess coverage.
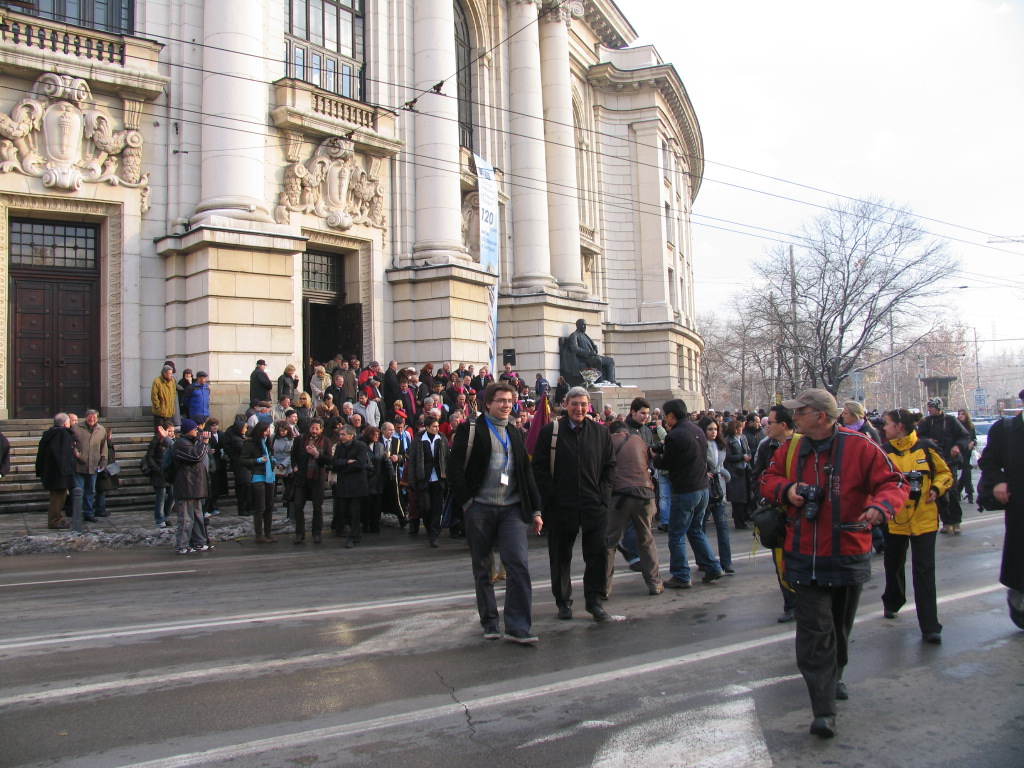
[605,420,662,597]
[72,409,107,522]
[151,365,177,430]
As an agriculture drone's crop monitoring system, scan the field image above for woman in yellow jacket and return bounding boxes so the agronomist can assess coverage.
[880,408,954,644]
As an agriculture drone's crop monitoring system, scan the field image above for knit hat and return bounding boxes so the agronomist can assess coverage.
[180,419,199,435]
[927,397,943,410]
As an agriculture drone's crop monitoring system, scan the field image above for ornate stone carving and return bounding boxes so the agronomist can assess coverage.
[275,137,387,234]
[0,74,150,212]
[461,192,481,262]
[544,0,584,25]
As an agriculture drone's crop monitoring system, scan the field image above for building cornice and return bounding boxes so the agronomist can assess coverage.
[579,0,637,49]
[587,60,703,201]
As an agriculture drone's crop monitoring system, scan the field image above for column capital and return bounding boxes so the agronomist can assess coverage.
[541,0,584,26]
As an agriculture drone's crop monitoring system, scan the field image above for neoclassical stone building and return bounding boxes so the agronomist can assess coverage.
[0,0,703,419]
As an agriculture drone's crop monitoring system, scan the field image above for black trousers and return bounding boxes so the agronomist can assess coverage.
[547,512,609,608]
[333,494,364,540]
[938,485,963,525]
[882,530,941,635]
[291,479,325,537]
[362,493,382,532]
[957,466,974,501]
[465,502,533,633]
[252,482,275,538]
[793,582,863,717]
[417,481,444,538]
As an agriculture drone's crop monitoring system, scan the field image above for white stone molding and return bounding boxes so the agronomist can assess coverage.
[0,73,149,212]
[0,193,123,412]
[275,137,387,237]
[542,0,584,27]
[461,191,481,262]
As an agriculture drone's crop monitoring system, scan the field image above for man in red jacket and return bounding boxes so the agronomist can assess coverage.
[760,389,907,739]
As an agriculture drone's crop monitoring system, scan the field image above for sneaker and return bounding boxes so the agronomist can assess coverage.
[663,577,692,589]
[939,525,950,534]
[193,543,214,552]
[176,547,193,555]
[951,524,962,535]
[156,522,170,529]
[483,626,501,640]
[701,570,725,583]
[503,628,539,644]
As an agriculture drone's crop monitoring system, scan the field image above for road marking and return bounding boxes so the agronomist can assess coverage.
[0,570,197,588]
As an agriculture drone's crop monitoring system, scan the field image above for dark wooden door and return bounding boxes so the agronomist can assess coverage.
[12,275,97,418]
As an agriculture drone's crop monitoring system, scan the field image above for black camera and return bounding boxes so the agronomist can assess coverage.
[797,483,824,520]
[904,470,924,501]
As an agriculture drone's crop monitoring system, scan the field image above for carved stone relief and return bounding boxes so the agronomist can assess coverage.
[0,74,150,213]
[276,136,387,236]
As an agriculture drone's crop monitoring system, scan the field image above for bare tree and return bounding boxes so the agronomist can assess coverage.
[754,197,959,396]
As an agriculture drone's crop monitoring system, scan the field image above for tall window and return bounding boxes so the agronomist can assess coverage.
[9,0,133,35]
[286,0,365,101]
[454,0,473,149]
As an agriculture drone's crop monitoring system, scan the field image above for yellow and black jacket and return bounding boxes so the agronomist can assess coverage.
[884,431,954,536]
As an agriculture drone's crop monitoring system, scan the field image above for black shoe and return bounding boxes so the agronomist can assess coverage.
[345,539,355,549]
[702,570,724,583]
[777,609,796,623]
[657,524,669,532]
[923,632,942,645]
[883,609,898,619]
[587,604,611,623]
[503,628,539,644]
[835,680,849,700]
[483,626,501,641]
[557,604,573,620]
[722,566,735,574]
[628,562,643,573]
[1010,591,1024,629]
[429,537,439,548]
[95,511,110,517]
[810,715,836,738]
[734,523,748,530]
[312,534,322,544]
[83,515,97,522]
[663,577,692,589]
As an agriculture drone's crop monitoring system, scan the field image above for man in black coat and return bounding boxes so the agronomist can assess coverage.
[330,424,370,548]
[917,397,971,533]
[532,386,616,622]
[382,360,401,410]
[35,414,79,529]
[978,391,1024,630]
[249,359,273,404]
[449,382,544,643]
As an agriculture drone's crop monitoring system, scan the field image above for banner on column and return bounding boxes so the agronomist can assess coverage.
[474,153,501,372]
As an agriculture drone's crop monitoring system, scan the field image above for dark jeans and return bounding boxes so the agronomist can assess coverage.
[548,512,608,608]
[703,501,733,570]
[252,481,275,538]
[291,479,325,537]
[333,494,364,541]
[882,530,941,635]
[153,485,174,524]
[667,489,719,581]
[417,481,445,539]
[793,582,862,717]
[465,502,533,633]
[957,466,974,501]
[938,482,963,525]
[362,493,382,532]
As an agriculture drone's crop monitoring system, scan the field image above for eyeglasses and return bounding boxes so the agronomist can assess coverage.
[492,398,514,405]
[793,408,819,417]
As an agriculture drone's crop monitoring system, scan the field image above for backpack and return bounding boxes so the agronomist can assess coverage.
[884,438,940,481]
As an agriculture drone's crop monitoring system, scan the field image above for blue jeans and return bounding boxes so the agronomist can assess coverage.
[668,488,720,581]
[703,501,732,570]
[657,472,672,526]
[76,472,98,517]
[154,486,174,524]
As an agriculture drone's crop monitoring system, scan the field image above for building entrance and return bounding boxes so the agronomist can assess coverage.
[8,219,100,418]
[301,249,362,368]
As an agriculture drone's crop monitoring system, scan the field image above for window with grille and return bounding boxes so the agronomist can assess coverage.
[286,0,365,101]
[9,219,99,270]
[454,0,473,150]
[302,250,343,295]
[4,0,134,35]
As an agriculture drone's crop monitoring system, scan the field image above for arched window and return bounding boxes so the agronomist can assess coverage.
[454,1,473,149]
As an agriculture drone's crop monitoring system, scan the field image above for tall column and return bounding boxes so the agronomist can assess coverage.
[508,0,556,289]
[540,1,586,292]
[412,0,466,262]
[192,0,272,223]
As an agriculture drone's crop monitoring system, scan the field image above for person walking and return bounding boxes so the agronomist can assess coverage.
[917,397,971,534]
[532,386,616,622]
[449,382,545,643]
[956,408,978,504]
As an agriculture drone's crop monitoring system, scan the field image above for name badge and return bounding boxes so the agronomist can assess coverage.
[500,472,510,486]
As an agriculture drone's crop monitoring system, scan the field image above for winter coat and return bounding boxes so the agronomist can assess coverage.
[917,412,971,468]
[241,436,275,484]
[883,431,953,536]
[652,420,708,495]
[978,412,1024,592]
[223,423,251,484]
[706,441,731,503]
[249,367,273,403]
[146,434,173,488]
[310,373,331,405]
[723,435,751,503]
[35,426,77,491]
[277,374,299,404]
[353,400,381,428]
[610,431,655,498]
[72,422,108,474]
[151,375,176,419]
[187,382,211,419]
[291,432,331,486]
[0,431,9,478]
[331,437,370,497]
[532,416,615,530]
[760,425,909,587]
[364,439,386,495]
[172,435,210,500]
[407,431,449,489]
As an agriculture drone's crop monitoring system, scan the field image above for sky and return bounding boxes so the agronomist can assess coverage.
[613,0,1024,356]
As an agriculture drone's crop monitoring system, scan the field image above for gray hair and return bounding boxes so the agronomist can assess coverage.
[54,413,69,427]
[162,365,174,374]
[85,409,99,417]
[342,424,357,437]
[565,386,590,402]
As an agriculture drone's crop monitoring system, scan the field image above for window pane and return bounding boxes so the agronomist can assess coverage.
[325,59,337,93]
[342,64,352,98]
[292,0,307,38]
[339,13,352,57]
[310,0,324,46]
[311,53,323,87]
[324,3,338,52]
[294,47,305,80]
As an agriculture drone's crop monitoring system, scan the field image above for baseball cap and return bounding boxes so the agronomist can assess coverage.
[781,389,839,419]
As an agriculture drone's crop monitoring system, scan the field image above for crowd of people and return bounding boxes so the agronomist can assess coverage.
[26,353,1023,739]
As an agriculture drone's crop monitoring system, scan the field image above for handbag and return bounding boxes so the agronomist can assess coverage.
[708,473,723,504]
[139,457,153,477]
[751,503,787,548]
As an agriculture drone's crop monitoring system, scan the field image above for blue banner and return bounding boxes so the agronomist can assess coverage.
[474,153,500,371]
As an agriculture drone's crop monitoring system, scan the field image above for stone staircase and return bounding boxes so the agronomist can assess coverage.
[0,417,160,515]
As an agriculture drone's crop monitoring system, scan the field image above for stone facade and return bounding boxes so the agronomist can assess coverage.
[0,0,703,421]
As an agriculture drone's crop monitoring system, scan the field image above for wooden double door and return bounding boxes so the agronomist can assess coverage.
[11,273,98,418]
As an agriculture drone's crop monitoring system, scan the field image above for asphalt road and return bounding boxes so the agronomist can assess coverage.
[1,512,1021,768]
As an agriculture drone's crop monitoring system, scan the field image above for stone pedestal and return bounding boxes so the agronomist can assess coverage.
[585,384,644,418]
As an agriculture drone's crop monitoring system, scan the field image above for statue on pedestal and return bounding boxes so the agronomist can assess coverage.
[561,319,617,386]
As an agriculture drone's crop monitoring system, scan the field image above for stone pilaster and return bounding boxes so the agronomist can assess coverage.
[412,0,466,263]
[192,0,272,224]
[540,1,586,292]
[508,0,556,290]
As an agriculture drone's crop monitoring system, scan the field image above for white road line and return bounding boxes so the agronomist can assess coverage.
[0,570,197,588]
[114,584,1003,768]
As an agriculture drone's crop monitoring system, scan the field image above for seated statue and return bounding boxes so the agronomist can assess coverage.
[562,319,617,385]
